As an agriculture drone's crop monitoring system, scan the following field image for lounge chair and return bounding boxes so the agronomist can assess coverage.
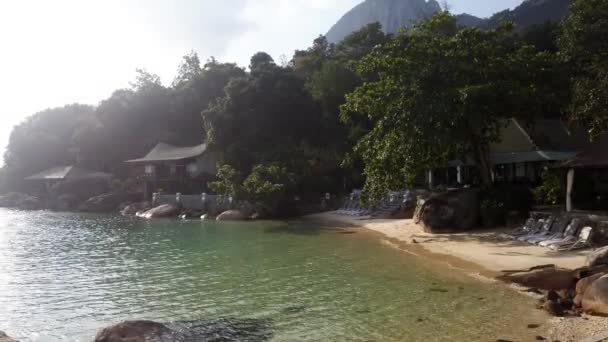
[538,218,582,247]
[518,217,554,242]
[498,218,539,240]
[527,217,569,244]
[548,226,593,251]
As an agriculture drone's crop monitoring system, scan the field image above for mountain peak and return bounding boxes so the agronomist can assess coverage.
[326,0,441,43]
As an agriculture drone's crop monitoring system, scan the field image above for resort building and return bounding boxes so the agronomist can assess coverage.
[25,165,113,193]
[562,133,608,212]
[428,118,589,188]
[125,142,219,199]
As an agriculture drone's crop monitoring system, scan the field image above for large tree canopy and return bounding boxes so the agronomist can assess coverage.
[560,0,608,137]
[341,13,562,199]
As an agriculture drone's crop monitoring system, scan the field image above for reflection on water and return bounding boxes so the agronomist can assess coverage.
[0,209,544,341]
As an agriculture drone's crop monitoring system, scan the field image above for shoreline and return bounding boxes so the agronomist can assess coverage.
[304,211,608,342]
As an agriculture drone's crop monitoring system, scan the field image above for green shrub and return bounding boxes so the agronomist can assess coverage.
[533,170,561,205]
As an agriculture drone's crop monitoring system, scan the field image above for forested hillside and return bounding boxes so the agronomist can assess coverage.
[2,0,607,204]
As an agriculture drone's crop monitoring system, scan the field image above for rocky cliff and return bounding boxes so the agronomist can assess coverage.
[327,0,571,43]
[326,0,441,43]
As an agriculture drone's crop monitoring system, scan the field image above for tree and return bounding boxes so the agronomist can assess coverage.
[172,51,203,87]
[203,52,323,173]
[243,164,295,209]
[560,0,608,137]
[208,164,243,197]
[342,13,561,199]
[3,104,95,190]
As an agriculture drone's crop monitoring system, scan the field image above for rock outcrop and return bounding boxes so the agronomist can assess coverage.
[139,204,182,219]
[581,275,608,315]
[419,189,480,233]
[498,266,578,291]
[0,192,43,210]
[587,246,608,268]
[0,331,17,342]
[216,210,248,221]
[326,0,440,43]
[78,192,141,213]
[326,0,570,44]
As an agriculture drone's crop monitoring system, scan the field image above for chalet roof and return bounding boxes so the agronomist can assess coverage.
[125,142,208,163]
[492,118,589,155]
[492,151,577,165]
[515,118,589,151]
[25,166,113,181]
[563,133,608,168]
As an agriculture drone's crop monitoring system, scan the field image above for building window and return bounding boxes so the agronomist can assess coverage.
[170,164,177,175]
[145,164,155,175]
[187,163,198,176]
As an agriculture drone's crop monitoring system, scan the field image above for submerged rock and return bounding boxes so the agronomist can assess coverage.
[140,204,182,219]
[217,210,248,221]
[94,320,176,342]
[95,318,273,342]
[0,331,17,342]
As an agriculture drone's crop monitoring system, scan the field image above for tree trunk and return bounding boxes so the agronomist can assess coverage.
[470,133,493,186]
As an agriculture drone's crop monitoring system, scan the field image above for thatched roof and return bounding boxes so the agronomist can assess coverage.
[25,166,113,181]
[125,142,208,163]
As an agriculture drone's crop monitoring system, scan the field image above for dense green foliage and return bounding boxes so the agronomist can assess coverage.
[560,0,608,137]
[3,0,608,206]
[341,13,564,199]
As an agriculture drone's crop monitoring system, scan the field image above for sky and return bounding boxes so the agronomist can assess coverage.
[0,0,524,158]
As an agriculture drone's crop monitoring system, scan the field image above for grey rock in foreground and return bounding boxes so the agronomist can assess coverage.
[0,331,18,342]
[95,319,273,342]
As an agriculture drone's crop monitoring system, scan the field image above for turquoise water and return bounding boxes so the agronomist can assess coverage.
[0,209,545,341]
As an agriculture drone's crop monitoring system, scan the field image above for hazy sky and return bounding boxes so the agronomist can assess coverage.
[0,0,523,156]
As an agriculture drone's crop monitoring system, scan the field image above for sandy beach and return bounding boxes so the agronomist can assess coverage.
[306,211,608,342]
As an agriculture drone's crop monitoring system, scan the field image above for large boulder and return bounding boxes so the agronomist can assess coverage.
[78,192,141,213]
[216,210,248,221]
[574,272,606,307]
[419,189,480,233]
[581,275,608,315]
[94,320,176,342]
[121,202,152,216]
[587,246,608,267]
[498,266,579,291]
[0,331,17,342]
[140,204,181,219]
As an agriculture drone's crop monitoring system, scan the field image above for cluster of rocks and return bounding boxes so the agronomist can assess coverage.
[500,246,608,317]
[122,201,253,222]
[0,192,44,210]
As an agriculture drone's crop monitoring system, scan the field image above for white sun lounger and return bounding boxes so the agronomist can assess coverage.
[519,217,554,242]
[527,218,569,244]
[548,226,593,251]
[539,218,582,247]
